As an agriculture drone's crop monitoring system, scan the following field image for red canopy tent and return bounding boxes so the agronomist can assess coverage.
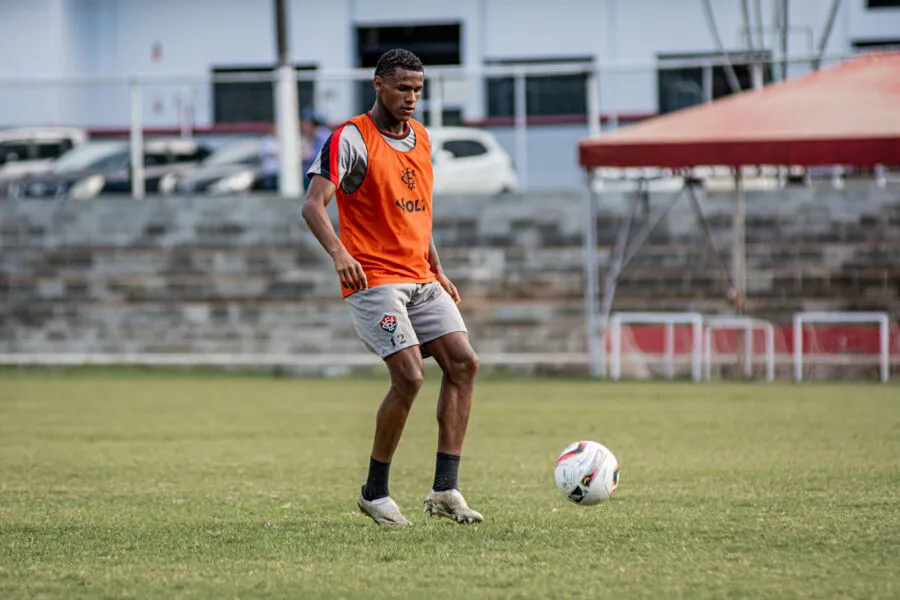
[576,52,900,378]
[579,51,900,169]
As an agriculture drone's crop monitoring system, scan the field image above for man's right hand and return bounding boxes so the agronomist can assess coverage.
[333,248,368,292]
[301,175,368,293]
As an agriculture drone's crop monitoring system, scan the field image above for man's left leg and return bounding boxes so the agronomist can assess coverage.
[425,332,478,456]
[408,282,483,523]
[421,332,483,523]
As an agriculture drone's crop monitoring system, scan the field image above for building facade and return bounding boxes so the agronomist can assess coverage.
[1,0,898,188]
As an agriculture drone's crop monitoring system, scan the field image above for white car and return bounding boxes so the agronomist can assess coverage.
[428,126,520,195]
[0,126,89,196]
[0,126,88,177]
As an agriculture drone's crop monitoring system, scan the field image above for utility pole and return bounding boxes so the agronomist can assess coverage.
[273,0,301,197]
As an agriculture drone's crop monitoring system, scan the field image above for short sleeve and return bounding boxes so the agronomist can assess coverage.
[306,124,368,194]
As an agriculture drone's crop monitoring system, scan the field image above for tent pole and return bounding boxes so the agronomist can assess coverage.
[598,179,644,372]
[618,185,684,273]
[584,170,602,377]
[686,182,737,296]
[732,168,747,314]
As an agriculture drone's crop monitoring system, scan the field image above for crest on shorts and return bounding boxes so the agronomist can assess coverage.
[378,313,398,334]
[378,313,400,346]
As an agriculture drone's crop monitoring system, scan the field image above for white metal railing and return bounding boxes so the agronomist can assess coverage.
[0,51,874,196]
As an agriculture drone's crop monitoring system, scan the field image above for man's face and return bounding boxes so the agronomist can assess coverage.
[374,68,424,123]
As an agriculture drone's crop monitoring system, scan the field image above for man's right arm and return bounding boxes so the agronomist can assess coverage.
[301,175,368,292]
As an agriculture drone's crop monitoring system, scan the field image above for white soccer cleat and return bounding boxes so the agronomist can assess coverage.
[423,489,484,524]
[357,493,412,526]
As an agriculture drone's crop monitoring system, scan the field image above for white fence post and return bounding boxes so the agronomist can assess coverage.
[129,82,145,201]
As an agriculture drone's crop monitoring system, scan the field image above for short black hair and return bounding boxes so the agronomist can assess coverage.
[374,48,424,79]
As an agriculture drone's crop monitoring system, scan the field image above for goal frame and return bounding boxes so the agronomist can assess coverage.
[703,316,775,382]
[792,311,890,383]
[608,312,703,381]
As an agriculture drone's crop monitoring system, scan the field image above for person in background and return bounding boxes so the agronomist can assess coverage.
[259,124,280,191]
[300,108,332,191]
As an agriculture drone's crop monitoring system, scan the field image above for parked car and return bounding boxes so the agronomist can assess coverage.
[7,138,211,200]
[428,126,520,195]
[159,138,269,196]
[0,126,89,195]
[162,127,520,197]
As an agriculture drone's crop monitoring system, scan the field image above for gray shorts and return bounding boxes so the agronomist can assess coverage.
[344,281,468,359]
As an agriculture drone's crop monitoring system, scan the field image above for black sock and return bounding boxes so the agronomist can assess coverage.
[432,452,461,492]
[362,456,391,501]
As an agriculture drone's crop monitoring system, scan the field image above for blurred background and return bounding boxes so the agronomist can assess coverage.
[1,0,898,381]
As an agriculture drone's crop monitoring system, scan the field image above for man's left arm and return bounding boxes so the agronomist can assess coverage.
[429,237,461,305]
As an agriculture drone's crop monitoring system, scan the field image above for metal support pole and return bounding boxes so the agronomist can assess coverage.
[702,64,714,104]
[692,320,703,382]
[744,323,754,377]
[704,327,713,380]
[587,68,601,138]
[751,62,765,90]
[780,0,790,81]
[733,169,747,312]
[600,180,644,331]
[129,82,145,201]
[610,318,622,381]
[275,65,302,197]
[793,314,803,382]
[274,0,301,198]
[584,173,601,377]
[664,322,675,379]
[514,70,528,189]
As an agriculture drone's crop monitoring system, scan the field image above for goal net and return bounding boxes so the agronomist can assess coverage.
[703,316,786,382]
[793,312,892,382]
[607,312,703,381]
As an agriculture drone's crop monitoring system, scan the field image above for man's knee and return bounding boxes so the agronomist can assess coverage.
[390,358,425,398]
[447,349,479,383]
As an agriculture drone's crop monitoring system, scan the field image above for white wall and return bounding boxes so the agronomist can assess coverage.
[0,0,69,125]
[1,0,899,128]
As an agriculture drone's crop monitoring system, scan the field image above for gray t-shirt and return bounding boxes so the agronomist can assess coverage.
[305,115,421,195]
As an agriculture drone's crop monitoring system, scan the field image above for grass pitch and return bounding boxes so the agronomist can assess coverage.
[1,370,898,599]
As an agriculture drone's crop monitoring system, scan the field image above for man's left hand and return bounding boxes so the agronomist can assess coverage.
[436,271,461,305]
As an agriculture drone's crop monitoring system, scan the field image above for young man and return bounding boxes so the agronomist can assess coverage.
[301,49,483,526]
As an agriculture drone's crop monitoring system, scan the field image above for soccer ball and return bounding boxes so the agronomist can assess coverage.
[554,440,619,506]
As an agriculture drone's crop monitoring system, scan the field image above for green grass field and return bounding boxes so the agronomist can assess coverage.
[1,370,898,599]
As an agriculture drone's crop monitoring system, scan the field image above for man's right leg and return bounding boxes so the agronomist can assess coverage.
[344,283,424,525]
[357,347,424,526]
[367,346,425,486]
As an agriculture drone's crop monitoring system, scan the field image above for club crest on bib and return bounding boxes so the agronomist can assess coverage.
[400,167,416,191]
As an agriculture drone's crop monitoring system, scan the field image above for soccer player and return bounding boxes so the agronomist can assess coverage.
[301,49,483,526]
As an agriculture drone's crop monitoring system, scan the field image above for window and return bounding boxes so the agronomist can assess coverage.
[355,23,461,114]
[485,57,591,119]
[853,39,900,51]
[0,142,32,164]
[36,140,72,160]
[212,65,316,124]
[443,139,488,159]
[866,0,900,8]
[657,52,772,114]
